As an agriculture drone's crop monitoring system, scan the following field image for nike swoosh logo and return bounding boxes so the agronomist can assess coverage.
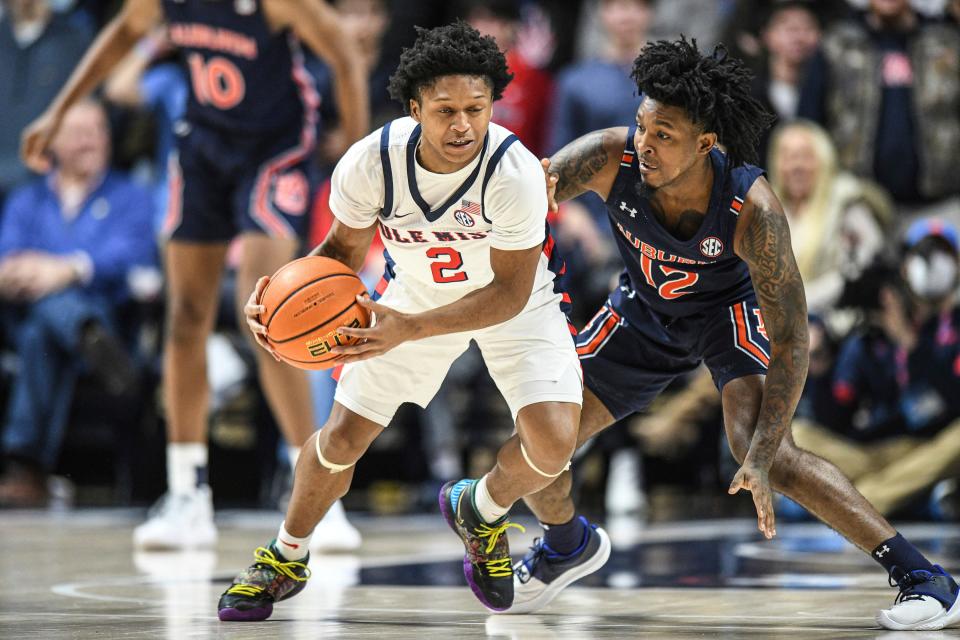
[393,212,415,218]
[278,539,300,548]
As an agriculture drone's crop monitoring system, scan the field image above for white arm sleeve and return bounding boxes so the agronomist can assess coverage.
[486,146,548,251]
[328,130,385,229]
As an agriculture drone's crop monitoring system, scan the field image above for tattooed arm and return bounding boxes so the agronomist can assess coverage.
[730,177,810,537]
[543,128,626,210]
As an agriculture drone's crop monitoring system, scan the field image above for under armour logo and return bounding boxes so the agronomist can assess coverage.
[876,545,891,558]
[619,201,637,217]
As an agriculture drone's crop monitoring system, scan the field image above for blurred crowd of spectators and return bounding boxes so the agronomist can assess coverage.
[0,0,958,523]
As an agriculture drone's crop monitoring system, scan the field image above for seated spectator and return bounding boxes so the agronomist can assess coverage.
[797,0,960,215]
[0,99,156,507]
[791,220,960,518]
[767,120,893,314]
[0,0,93,201]
[750,1,821,165]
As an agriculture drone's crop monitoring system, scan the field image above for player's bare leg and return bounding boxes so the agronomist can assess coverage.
[133,241,228,550]
[439,400,580,611]
[282,404,382,536]
[163,241,230,445]
[723,374,960,631]
[236,233,362,551]
[505,388,617,614]
[235,233,314,449]
[218,403,381,621]
[521,389,617,524]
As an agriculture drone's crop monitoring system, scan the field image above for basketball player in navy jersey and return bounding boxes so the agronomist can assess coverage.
[508,38,960,631]
[21,0,369,551]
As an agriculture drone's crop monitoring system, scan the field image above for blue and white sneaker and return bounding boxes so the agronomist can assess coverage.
[506,517,611,615]
[877,565,960,630]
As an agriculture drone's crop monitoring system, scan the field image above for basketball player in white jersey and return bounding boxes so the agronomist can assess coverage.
[218,22,604,621]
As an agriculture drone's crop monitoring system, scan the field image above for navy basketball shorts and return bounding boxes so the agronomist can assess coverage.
[575,285,771,421]
[161,121,318,242]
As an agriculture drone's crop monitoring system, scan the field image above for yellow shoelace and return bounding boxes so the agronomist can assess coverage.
[226,546,311,596]
[474,521,525,577]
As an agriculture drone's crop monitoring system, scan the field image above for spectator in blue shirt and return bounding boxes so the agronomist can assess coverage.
[0,99,156,507]
[0,0,93,201]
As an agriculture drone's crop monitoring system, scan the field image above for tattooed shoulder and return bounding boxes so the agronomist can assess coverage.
[550,128,624,202]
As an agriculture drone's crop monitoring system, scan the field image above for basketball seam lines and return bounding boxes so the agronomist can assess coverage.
[264,272,361,327]
[268,297,363,344]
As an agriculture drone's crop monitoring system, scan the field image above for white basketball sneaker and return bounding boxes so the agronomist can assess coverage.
[876,566,960,631]
[133,485,218,550]
[309,499,362,553]
[508,518,611,614]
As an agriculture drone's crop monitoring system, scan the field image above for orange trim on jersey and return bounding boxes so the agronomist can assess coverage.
[250,42,319,238]
[733,303,769,366]
[621,152,634,164]
[331,364,344,382]
[730,198,743,212]
[576,308,621,356]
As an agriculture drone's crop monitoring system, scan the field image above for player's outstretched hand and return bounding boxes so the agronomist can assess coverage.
[21,110,59,174]
[244,276,281,361]
[541,158,559,213]
[728,462,776,539]
[333,294,417,363]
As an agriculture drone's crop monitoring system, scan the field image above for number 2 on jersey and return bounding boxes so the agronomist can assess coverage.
[187,54,245,110]
[427,247,468,283]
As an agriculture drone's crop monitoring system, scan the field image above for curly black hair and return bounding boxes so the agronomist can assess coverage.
[630,37,775,167]
[387,20,513,112]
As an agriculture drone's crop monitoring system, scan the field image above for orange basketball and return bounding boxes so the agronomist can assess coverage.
[259,256,370,370]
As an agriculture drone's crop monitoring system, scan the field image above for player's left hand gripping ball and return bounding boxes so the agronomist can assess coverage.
[333,295,418,363]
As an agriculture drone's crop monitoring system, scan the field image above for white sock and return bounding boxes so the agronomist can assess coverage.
[474,475,509,523]
[287,445,301,472]
[275,521,310,561]
[167,443,207,496]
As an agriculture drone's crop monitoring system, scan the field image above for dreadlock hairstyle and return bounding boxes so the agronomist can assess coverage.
[630,37,775,167]
[388,20,513,113]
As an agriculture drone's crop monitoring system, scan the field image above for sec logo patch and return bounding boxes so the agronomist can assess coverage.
[454,210,475,227]
[700,236,724,258]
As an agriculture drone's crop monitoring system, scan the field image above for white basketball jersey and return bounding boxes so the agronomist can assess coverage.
[329,117,560,312]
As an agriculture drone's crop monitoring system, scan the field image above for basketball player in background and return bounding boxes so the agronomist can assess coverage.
[21,0,369,551]
[509,38,959,631]
[221,21,601,621]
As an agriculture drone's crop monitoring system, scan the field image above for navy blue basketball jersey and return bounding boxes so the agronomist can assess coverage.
[603,125,764,318]
[163,0,318,134]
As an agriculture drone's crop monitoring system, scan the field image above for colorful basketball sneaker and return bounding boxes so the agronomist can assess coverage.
[507,517,611,614]
[877,565,960,630]
[439,479,524,611]
[217,542,311,621]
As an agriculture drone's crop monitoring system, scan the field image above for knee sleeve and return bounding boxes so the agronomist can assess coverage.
[520,442,571,478]
[315,435,355,473]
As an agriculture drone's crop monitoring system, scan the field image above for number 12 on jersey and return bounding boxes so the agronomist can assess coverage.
[427,247,468,283]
